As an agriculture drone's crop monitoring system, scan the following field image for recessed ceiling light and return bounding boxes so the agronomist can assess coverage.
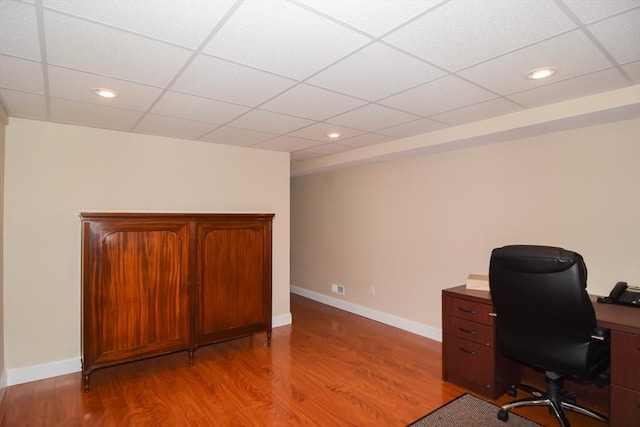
[526,67,557,80]
[93,88,119,98]
[327,132,341,139]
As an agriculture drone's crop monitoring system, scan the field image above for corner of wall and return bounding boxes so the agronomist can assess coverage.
[0,101,7,402]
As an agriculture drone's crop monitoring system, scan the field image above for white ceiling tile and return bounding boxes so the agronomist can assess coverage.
[254,135,322,152]
[0,88,47,119]
[621,60,640,84]
[44,10,192,87]
[307,42,446,101]
[384,0,576,71]
[377,117,450,138]
[326,103,421,131]
[0,0,41,60]
[260,84,367,121]
[202,0,371,80]
[0,55,44,94]
[199,126,276,146]
[48,66,163,111]
[227,109,315,134]
[458,30,613,95]
[588,8,640,65]
[340,132,396,148]
[172,54,297,107]
[151,91,250,125]
[430,98,523,126]
[288,122,366,142]
[563,0,639,24]
[0,0,638,164]
[507,67,631,108]
[301,0,443,36]
[380,75,496,117]
[50,98,143,130]
[42,0,235,49]
[134,114,218,139]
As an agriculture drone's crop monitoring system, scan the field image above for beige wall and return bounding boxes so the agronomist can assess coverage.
[0,104,7,397]
[291,118,640,331]
[3,118,290,373]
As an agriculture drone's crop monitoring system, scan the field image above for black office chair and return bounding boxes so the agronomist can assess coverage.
[489,245,609,427]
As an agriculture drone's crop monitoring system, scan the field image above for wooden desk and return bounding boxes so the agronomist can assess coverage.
[442,285,640,427]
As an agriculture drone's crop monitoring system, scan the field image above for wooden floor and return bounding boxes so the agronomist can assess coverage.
[0,294,607,426]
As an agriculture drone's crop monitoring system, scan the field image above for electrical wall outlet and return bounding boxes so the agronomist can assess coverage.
[369,284,376,295]
[331,283,345,295]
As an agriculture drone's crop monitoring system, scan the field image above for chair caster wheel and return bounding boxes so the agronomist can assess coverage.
[507,385,517,397]
[497,409,509,422]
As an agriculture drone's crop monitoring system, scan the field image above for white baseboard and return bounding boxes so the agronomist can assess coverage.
[5,313,292,387]
[273,312,292,328]
[290,285,442,342]
[7,357,81,386]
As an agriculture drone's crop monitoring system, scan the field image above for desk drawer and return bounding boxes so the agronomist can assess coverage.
[445,296,494,326]
[444,335,494,392]
[445,316,494,347]
[610,385,640,427]
[611,331,640,391]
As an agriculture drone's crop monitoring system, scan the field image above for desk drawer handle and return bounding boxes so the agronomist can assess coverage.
[458,327,477,335]
[458,307,477,314]
[459,347,477,356]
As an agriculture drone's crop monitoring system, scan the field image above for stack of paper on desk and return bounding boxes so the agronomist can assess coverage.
[465,274,490,291]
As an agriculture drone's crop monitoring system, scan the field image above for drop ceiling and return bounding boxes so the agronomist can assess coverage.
[1,0,639,174]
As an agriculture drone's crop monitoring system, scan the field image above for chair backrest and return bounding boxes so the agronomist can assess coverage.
[489,245,598,378]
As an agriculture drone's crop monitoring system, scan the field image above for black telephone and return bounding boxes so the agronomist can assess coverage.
[597,281,640,307]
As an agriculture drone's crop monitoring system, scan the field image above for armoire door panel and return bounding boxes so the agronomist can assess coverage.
[83,221,190,368]
[196,224,266,342]
[99,230,189,354]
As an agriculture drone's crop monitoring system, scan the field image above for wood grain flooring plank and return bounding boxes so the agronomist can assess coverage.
[0,294,607,426]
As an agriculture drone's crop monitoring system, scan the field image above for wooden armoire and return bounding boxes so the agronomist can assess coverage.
[80,212,273,392]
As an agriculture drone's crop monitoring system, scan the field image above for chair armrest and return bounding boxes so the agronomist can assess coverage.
[591,327,609,341]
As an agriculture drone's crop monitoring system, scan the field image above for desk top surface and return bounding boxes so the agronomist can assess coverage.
[443,285,640,335]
